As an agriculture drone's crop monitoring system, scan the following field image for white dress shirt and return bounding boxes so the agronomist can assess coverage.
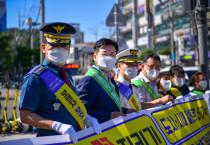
[132,72,159,103]
[117,75,142,110]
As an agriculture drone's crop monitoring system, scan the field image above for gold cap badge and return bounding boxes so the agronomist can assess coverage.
[53,25,65,33]
[130,50,138,56]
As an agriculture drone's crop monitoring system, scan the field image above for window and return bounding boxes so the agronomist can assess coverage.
[123,31,132,40]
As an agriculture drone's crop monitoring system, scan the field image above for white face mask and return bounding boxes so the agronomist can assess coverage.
[97,56,116,71]
[199,80,207,90]
[124,66,138,79]
[160,79,172,91]
[48,47,69,66]
[174,78,185,87]
[146,69,160,80]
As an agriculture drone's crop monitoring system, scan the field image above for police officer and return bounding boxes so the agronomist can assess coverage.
[115,48,142,110]
[19,22,101,144]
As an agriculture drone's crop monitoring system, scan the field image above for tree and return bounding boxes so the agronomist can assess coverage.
[0,28,41,81]
[90,57,95,65]
[158,48,171,55]
[139,49,155,60]
[0,34,14,71]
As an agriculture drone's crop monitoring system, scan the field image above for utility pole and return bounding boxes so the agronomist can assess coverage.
[189,12,199,66]
[147,0,152,49]
[114,0,119,44]
[17,13,20,46]
[132,0,138,48]
[40,0,45,63]
[169,0,175,65]
[195,0,209,88]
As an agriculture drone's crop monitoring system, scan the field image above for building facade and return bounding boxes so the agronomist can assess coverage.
[121,0,210,66]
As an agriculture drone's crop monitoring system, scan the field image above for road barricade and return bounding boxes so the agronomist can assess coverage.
[1,94,210,145]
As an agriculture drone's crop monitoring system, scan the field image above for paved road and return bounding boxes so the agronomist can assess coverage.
[0,88,36,142]
[0,132,36,142]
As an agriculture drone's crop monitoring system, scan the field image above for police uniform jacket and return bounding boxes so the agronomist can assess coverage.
[116,75,142,110]
[19,59,78,135]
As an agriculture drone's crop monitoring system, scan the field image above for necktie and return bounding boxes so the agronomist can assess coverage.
[60,68,70,87]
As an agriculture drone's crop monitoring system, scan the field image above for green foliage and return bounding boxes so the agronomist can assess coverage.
[158,48,171,55]
[0,28,41,80]
[0,34,11,51]
[139,49,155,60]
[90,57,95,65]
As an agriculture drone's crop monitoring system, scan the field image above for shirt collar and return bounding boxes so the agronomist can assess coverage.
[42,58,61,75]
[93,65,113,81]
[139,72,150,83]
[117,75,129,86]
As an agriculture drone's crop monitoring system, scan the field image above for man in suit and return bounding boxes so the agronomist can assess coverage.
[77,38,137,123]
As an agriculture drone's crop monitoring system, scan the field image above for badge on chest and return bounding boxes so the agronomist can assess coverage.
[53,103,61,111]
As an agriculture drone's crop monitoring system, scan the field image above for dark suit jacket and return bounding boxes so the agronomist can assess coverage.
[77,68,128,123]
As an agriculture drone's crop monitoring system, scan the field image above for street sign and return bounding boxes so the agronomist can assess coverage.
[106,4,126,26]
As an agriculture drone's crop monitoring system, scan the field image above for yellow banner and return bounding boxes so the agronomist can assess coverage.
[2,96,210,145]
[55,84,87,129]
[67,115,166,145]
[184,126,210,145]
[152,98,210,144]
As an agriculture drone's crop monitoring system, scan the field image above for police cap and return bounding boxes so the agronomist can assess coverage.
[116,48,141,63]
[41,22,76,46]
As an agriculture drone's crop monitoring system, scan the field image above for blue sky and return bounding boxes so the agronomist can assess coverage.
[6,0,116,42]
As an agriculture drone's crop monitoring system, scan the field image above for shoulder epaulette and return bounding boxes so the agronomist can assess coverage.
[33,66,46,75]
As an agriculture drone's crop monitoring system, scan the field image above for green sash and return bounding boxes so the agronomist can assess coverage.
[132,80,159,100]
[192,90,204,95]
[85,69,122,112]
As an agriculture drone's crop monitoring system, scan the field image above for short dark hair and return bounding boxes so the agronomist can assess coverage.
[93,38,118,53]
[143,54,161,63]
[169,65,185,77]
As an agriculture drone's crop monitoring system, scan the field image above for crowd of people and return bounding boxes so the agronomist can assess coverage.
[19,22,209,144]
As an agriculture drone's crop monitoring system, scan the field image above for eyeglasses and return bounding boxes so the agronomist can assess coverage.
[145,64,160,70]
